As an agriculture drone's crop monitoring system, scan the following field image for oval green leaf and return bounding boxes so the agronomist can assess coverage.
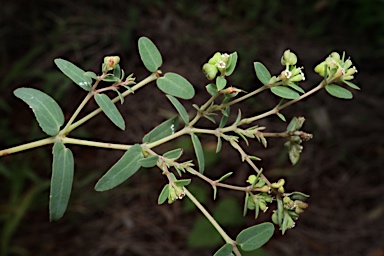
[225,52,238,76]
[139,155,159,168]
[158,184,169,204]
[270,86,300,99]
[254,62,271,85]
[163,148,183,160]
[95,144,143,191]
[325,84,353,99]
[138,36,163,72]
[94,93,125,130]
[157,72,195,99]
[50,142,74,221]
[166,95,190,125]
[216,76,227,91]
[191,133,205,174]
[236,222,274,251]
[54,59,92,91]
[14,88,64,136]
[344,80,360,90]
[214,244,234,256]
[142,116,179,143]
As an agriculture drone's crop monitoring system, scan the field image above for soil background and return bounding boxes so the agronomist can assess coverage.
[1,1,383,256]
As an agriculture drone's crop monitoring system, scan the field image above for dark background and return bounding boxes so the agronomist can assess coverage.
[1,0,383,255]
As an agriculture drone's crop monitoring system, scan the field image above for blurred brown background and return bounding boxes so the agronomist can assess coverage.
[0,0,383,255]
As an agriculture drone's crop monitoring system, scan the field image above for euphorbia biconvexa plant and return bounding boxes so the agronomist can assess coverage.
[0,37,359,255]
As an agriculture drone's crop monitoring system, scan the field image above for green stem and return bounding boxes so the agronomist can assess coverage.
[225,84,269,107]
[239,81,325,125]
[184,188,236,246]
[0,137,56,156]
[62,137,131,150]
[189,95,217,127]
[146,128,188,149]
[66,72,159,133]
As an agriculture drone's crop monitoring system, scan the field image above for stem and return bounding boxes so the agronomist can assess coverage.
[62,137,131,150]
[225,84,269,107]
[184,188,236,246]
[239,81,326,125]
[0,137,56,156]
[66,72,159,133]
[146,128,188,149]
[189,95,217,127]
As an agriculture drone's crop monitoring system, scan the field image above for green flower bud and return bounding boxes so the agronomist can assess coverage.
[269,76,278,84]
[260,185,270,193]
[295,207,304,214]
[278,186,285,193]
[247,175,257,184]
[277,178,285,187]
[329,52,341,63]
[272,210,279,224]
[283,196,291,204]
[314,61,326,77]
[103,56,120,71]
[202,63,218,80]
[295,200,308,209]
[208,52,222,65]
[259,200,268,212]
[247,194,256,210]
[281,49,298,66]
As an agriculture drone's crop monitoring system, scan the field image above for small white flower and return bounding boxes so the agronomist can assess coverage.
[353,66,358,73]
[284,70,292,79]
[217,60,226,69]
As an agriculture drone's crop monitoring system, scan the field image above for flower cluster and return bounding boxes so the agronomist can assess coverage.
[269,49,306,85]
[314,52,357,82]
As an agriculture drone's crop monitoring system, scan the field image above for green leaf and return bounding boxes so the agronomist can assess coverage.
[270,86,300,99]
[219,107,230,128]
[276,112,286,122]
[216,136,222,153]
[83,71,98,80]
[166,95,189,125]
[243,192,250,216]
[50,142,74,221]
[344,80,360,90]
[287,82,305,93]
[225,52,238,76]
[139,155,159,168]
[217,172,233,182]
[94,93,125,130]
[254,62,271,85]
[102,74,120,82]
[325,84,353,99]
[138,36,163,72]
[95,144,143,191]
[163,148,183,160]
[214,244,234,256]
[174,179,191,187]
[216,76,227,91]
[236,222,274,251]
[142,116,179,143]
[158,184,169,205]
[14,88,64,136]
[54,59,92,91]
[157,72,195,99]
[113,64,121,78]
[191,133,205,174]
[206,83,218,96]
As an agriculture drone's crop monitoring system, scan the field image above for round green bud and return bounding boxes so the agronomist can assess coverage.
[281,49,298,66]
[202,63,218,80]
[104,56,120,71]
[208,52,222,65]
[329,52,341,63]
[283,196,291,204]
[247,174,257,184]
[271,211,279,224]
[314,61,326,77]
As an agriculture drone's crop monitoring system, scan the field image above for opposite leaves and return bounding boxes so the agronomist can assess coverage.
[50,142,74,221]
[14,88,64,136]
